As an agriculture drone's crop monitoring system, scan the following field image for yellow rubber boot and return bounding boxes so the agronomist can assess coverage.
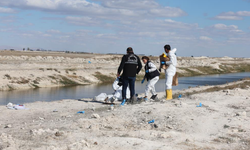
[166,89,173,100]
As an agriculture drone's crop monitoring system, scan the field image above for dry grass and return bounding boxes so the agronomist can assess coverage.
[94,72,115,83]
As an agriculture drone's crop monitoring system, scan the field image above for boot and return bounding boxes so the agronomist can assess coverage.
[151,94,159,102]
[166,89,173,100]
[150,94,157,100]
[120,99,126,106]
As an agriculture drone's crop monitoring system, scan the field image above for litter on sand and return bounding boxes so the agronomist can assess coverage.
[77,111,85,114]
[148,119,155,124]
[196,103,202,107]
[6,103,28,110]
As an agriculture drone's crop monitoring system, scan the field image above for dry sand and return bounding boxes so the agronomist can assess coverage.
[1,50,250,91]
[0,80,249,150]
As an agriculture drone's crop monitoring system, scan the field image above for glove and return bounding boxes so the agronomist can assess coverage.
[141,79,145,84]
[161,61,166,65]
[145,70,149,73]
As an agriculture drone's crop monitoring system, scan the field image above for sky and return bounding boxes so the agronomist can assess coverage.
[0,0,250,57]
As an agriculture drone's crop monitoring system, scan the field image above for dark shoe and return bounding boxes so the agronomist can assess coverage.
[150,94,158,100]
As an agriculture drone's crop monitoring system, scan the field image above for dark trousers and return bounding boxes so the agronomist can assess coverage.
[122,76,136,99]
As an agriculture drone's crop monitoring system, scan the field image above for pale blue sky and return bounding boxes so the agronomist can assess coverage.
[0,0,249,57]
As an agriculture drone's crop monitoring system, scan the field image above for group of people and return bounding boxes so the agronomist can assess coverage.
[116,44,177,105]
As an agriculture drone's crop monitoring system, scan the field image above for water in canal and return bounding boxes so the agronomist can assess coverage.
[0,72,249,105]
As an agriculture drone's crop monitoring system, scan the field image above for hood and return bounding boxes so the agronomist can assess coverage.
[171,48,177,53]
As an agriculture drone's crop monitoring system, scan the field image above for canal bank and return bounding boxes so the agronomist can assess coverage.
[0,72,249,105]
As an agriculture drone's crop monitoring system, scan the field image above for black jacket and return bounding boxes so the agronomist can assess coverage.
[118,53,142,77]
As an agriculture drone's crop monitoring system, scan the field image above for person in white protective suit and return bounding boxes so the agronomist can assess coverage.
[111,78,130,102]
[141,56,160,101]
[161,44,177,100]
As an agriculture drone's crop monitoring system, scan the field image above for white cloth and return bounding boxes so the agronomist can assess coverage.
[148,61,157,73]
[95,93,108,101]
[145,76,159,97]
[165,73,174,89]
[95,79,131,102]
[165,48,177,90]
[112,78,130,100]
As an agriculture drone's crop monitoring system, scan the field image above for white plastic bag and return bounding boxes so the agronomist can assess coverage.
[94,93,108,101]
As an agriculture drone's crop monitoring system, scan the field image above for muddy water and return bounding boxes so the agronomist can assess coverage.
[0,72,249,105]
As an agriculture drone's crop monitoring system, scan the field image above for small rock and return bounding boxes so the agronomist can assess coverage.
[166,125,173,129]
[241,111,247,117]
[150,132,157,137]
[94,142,98,145]
[186,139,190,142]
[39,117,45,120]
[236,111,247,117]
[55,131,65,137]
[4,124,12,128]
[91,114,100,119]
[167,116,172,120]
[158,133,169,139]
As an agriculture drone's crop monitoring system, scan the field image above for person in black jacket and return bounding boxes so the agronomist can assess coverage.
[117,47,142,105]
[141,56,160,101]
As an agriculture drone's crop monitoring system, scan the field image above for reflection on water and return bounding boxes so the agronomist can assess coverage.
[0,72,249,105]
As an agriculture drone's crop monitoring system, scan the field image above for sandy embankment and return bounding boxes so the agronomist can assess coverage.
[1,50,250,91]
[0,79,249,150]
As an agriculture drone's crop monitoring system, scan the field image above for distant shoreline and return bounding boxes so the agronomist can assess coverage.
[0,50,250,91]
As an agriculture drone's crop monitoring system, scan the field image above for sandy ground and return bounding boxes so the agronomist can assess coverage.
[0,80,249,150]
[1,50,250,91]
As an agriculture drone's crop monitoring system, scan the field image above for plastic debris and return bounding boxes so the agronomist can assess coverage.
[7,103,28,110]
[77,111,85,114]
[6,103,14,109]
[196,103,202,107]
[14,105,26,110]
[148,119,155,124]
[94,93,108,101]
[88,61,91,63]
[178,94,182,99]
[110,104,114,111]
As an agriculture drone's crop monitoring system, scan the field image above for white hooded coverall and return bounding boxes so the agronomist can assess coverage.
[112,78,130,101]
[145,62,159,97]
[165,48,177,90]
